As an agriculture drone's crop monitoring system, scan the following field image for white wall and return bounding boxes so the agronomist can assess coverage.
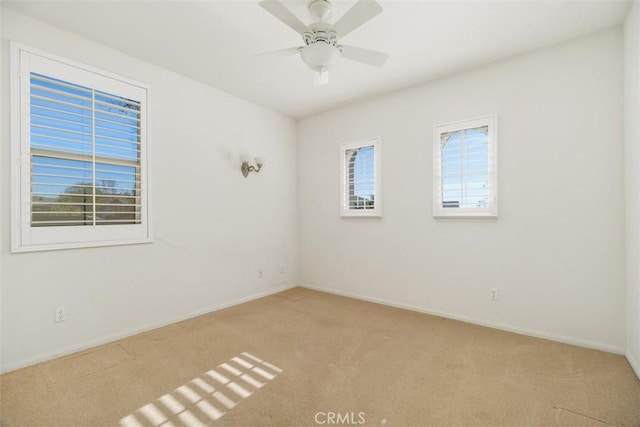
[298,29,626,353]
[0,8,298,372]
[0,6,631,374]
[625,0,640,378]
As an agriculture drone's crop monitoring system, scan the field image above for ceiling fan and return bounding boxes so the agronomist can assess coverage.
[259,0,389,85]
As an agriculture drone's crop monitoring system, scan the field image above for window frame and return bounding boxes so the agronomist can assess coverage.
[10,42,152,252]
[340,137,382,218]
[433,115,498,219]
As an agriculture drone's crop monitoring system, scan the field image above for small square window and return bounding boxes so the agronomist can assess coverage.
[340,137,381,217]
[433,115,497,218]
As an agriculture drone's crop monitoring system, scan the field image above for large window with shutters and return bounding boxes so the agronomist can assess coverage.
[433,115,497,218]
[340,137,381,217]
[11,43,150,252]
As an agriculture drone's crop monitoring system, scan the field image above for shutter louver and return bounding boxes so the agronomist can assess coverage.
[345,145,375,211]
[440,126,490,210]
[340,137,381,217]
[29,73,142,227]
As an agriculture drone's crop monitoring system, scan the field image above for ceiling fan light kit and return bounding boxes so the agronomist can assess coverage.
[259,0,388,85]
[301,40,341,84]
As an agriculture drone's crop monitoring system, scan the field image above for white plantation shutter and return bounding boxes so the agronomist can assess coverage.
[30,73,142,227]
[433,116,497,218]
[440,127,489,209]
[340,138,381,217]
[12,43,150,251]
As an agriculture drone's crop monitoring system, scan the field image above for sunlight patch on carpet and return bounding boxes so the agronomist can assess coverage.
[118,352,282,426]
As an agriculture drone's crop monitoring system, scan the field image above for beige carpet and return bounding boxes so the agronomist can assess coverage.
[1,287,639,426]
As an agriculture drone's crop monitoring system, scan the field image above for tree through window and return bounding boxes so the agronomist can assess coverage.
[11,43,150,251]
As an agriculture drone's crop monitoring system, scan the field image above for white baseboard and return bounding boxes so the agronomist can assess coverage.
[301,284,626,355]
[626,350,640,380]
[5,283,629,374]
[1,283,296,374]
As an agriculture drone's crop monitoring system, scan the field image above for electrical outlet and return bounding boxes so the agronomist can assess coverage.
[279,264,285,275]
[258,269,264,279]
[54,307,66,322]
[490,288,499,301]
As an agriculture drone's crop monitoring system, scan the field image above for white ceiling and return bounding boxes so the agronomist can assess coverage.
[2,0,631,118]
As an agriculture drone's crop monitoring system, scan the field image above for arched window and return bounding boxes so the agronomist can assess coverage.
[341,138,381,217]
[434,116,497,218]
[441,127,489,209]
[347,145,375,210]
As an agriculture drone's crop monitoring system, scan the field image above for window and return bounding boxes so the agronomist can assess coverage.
[433,115,497,218]
[340,137,381,217]
[11,43,150,252]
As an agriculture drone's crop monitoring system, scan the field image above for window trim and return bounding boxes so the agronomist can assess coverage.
[340,137,382,218]
[10,42,152,252]
[433,114,498,219]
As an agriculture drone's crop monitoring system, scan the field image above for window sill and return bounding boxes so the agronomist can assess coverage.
[433,214,498,220]
[340,212,382,219]
[11,238,153,253]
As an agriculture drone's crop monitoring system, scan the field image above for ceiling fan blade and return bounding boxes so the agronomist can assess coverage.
[255,46,301,58]
[259,1,310,36]
[333,0,382,39]
[340,45,389,67]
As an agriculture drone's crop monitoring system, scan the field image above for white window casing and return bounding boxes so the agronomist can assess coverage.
[10,42,151,252]
[340,137,381,218]
[433,115,497,219]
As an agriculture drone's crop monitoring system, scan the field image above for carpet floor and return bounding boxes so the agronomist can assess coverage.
[1,287,639,426]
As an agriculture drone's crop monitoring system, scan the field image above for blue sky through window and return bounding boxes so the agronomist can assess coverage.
[353,146,374,200]
[441,127,489,209]
[29,72,141,226]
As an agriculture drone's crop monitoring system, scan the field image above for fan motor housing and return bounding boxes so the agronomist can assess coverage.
[304,23,337,46]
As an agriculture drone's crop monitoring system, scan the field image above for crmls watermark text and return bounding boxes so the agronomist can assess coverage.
[314,412,366,425]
